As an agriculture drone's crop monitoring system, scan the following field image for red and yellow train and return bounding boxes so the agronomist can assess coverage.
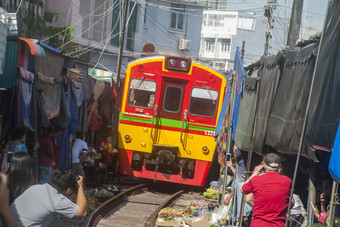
[118,56,226,186]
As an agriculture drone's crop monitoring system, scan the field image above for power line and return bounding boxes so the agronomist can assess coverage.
[57,1,119,50]
[277,4,324,16]
[41,0,117,43]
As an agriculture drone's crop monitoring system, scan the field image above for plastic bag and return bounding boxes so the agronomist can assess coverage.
[210,198,231,225]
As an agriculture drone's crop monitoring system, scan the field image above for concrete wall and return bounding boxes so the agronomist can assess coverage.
[230,13,266,66]
[143,0,203,57]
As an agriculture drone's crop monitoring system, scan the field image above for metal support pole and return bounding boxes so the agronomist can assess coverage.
[221,73,237,208]
[307,163,317,226]
[327,182,338,227]
[284,1,331,226]
[33,79,39,183]
[241,41,245,60]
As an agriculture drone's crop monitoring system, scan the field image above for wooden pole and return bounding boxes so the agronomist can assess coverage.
[115,0,129,86]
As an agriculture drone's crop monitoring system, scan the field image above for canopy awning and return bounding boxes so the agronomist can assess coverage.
[19,37,45,57]
[88,68,116,83]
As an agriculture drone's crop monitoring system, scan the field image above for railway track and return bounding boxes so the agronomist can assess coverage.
[85,184,184,227]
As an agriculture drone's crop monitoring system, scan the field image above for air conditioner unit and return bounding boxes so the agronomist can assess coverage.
[179,39,190,51]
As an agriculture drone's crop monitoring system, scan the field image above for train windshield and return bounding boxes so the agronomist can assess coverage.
[128,79,156,108]
[163,86,182,113]
[189,87,218,117]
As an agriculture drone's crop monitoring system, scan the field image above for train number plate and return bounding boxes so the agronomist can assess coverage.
[205,131,215,136]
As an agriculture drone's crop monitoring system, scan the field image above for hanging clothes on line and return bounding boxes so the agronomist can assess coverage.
[37,72,64,120]
[19,67,34,131]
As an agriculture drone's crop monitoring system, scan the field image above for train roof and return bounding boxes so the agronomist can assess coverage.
[127,55,227,78]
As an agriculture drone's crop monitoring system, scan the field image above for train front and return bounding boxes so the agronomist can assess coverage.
[118,56,226,186]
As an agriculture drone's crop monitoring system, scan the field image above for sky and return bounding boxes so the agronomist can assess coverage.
[270,0,327,53]
[225,0,328,55]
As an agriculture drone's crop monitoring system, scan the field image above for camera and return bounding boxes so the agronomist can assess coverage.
[75,175,80,181]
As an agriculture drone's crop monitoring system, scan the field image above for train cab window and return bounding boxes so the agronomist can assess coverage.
[128,79,156,108]
[189,87,218,118]
[163,86,182,112]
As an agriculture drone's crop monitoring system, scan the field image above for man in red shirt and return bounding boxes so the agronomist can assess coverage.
[242,153,292,227]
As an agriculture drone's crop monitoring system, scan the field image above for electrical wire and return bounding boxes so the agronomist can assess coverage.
[57,1,119,50]
[89,1,138,73]
[60,0,74,51]
[15,0,23,14]
[41,0,116,42]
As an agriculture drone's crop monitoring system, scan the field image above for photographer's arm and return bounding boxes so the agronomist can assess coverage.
[73,176,87,218]
[0,173,18,227]
[241,164,264,193]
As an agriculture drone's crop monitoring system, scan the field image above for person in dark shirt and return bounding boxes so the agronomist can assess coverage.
[38,125,55,184]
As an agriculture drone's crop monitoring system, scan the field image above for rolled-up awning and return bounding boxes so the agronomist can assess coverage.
[88,68,116,83]
[19,37,45,57]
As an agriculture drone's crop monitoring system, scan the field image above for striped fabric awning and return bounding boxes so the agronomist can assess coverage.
[19,37,45,57]
[88,68,117,83]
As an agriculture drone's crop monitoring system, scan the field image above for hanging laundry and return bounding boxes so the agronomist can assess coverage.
[37,72,64,119]
[71,78,85,108]
[19,67,34,131]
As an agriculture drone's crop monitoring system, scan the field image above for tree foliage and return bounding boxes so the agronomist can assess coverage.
[22,11,74,50]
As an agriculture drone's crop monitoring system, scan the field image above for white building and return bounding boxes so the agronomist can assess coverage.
[199,10,267,72]
[45,0,204,75]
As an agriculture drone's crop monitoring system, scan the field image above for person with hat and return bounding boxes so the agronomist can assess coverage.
[241,153,292,227]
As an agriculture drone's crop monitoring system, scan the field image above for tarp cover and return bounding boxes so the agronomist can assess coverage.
[329,123,340,183]
[266,43,318,159]
[234,74,258,151]
[34,48,64,77]
[252,54,283,155]
[305,0,340,152]
[232,47,247,138]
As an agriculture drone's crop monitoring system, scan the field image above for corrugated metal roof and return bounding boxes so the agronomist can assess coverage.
[1,41,17,89]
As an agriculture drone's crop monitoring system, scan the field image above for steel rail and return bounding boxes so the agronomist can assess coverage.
[85,184,147,227]
[85,184,184,227]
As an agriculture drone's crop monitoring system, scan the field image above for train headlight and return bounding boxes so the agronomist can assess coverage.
[124,135,132,143]
[164,56,191,72]
[169,58,176,67]
[180,60,187,69]
[202,146,209,154]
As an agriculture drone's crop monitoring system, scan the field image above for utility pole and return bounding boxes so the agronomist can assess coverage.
[287,0,304,48]
[115,0,129,86]
[264,1,275,56]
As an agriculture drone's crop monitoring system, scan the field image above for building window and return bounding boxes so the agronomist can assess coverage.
[126,2,139,51]
[111,0,139,51]
[170,3,185,31]
[205,38,215,52]
[221,39,230,52]
[93,0,110,42]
